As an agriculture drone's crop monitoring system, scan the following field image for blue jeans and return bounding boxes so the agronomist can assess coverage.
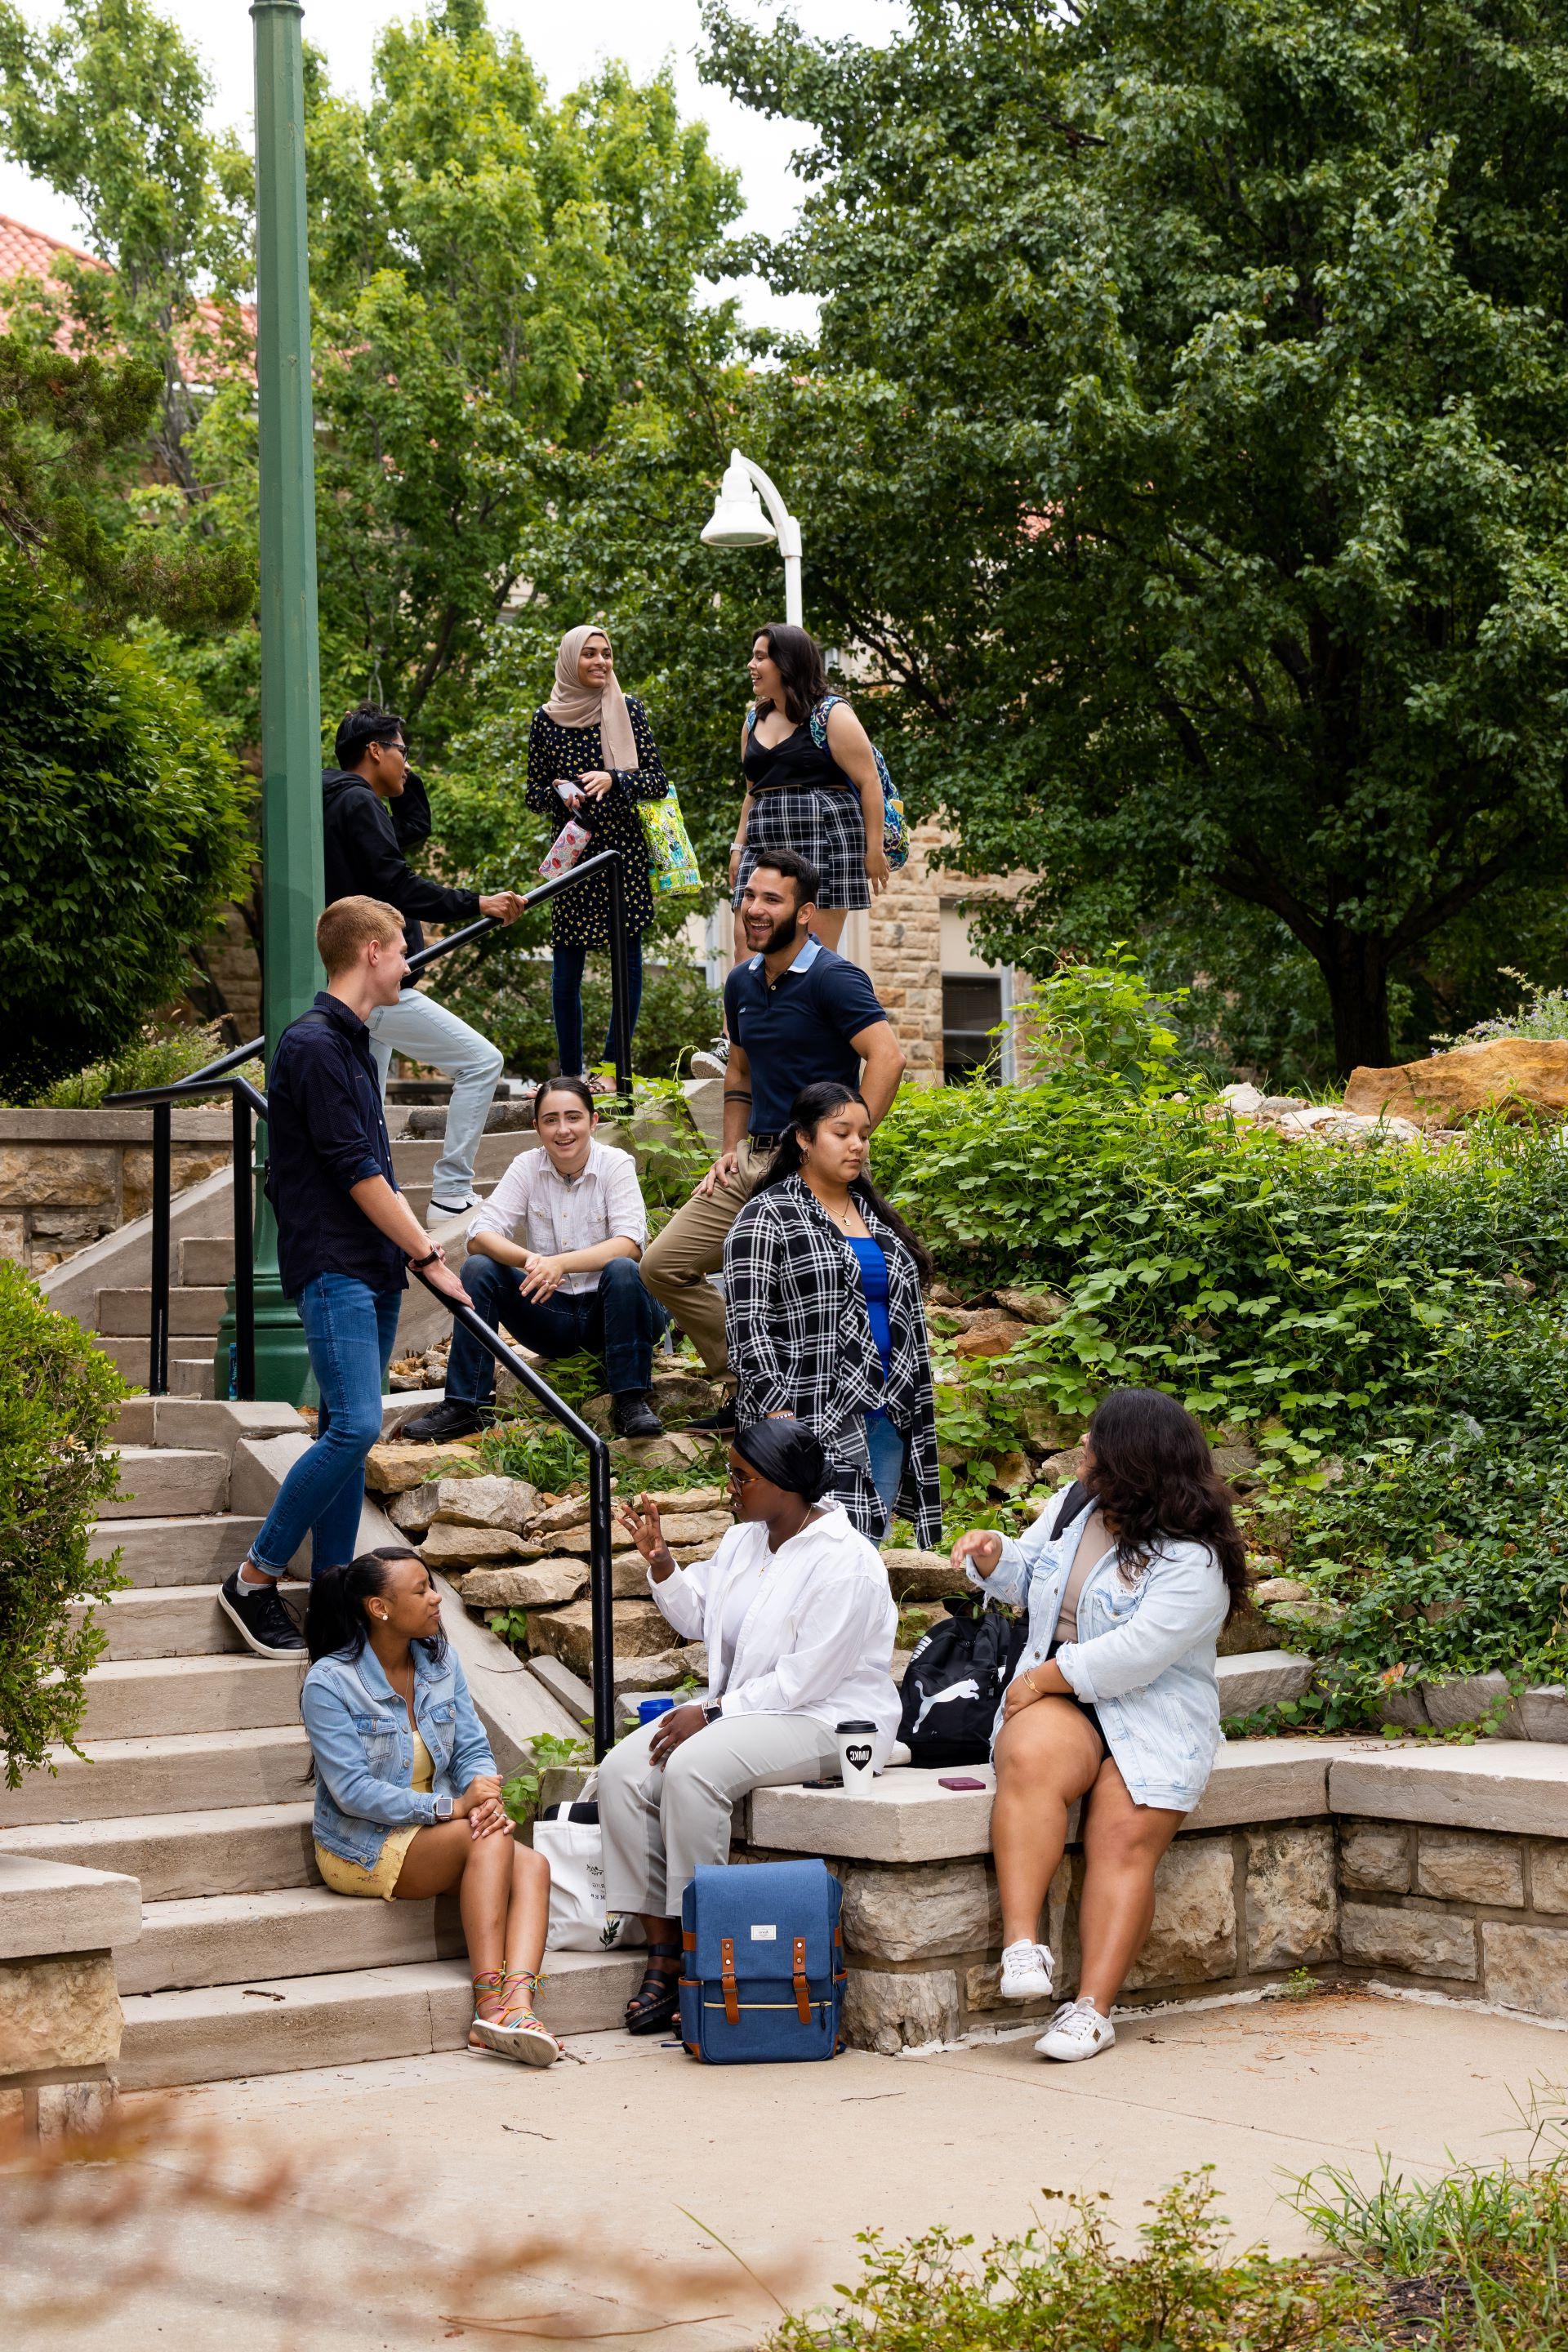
[864,1410,908,1536]
[252,1275,403,1577]
[447,1252,667,1402]
[551,935,644,1076]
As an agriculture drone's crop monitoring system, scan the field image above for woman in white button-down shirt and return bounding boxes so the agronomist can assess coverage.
[601,1417,899,2036]
[953,1388,1247,2065]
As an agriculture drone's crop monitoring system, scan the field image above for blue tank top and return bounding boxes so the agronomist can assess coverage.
[847,1236,893,1381]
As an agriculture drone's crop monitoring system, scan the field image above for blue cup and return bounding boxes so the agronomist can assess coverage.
[637,1695,676,1725]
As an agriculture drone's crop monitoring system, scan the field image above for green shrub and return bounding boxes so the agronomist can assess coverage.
[764,2172,1371,2352]
[0,565,252,1099]
[23,1021,261,1111]
[0,1263,127,1787]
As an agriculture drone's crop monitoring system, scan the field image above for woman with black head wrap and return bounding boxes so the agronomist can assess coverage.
[599,1419,900,2035]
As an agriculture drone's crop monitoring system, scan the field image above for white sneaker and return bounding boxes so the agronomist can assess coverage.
[1035,1997,1116,2062]
[690,1037,730,1080]
[997,1939,1054,2002]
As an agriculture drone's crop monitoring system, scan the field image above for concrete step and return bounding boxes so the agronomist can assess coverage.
[99,1447,228,1521]
[0,1726,310,1829]
[95,1337,216,1395]
[118,1882,466,1996]
[0,1802,317,1901]
[78,1654,306,1742]
[96,1285,229,1337]
[109,1397,158,1445]
[91,1515,265,1586]
[75,1583,308,1659]
[180,1234,234,1286]
[118,1949,644,2089]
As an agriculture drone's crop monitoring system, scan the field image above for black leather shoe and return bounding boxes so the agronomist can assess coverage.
[684,1400,737,1435]
[611,1392,665,1439]
[401,1398,486,1442]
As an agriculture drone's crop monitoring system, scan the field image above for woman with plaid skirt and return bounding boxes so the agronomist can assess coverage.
[723,1080,942,1545]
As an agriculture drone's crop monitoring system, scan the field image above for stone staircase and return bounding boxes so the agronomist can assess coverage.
[0,1400,638,2088]
[91,1121,527,1398]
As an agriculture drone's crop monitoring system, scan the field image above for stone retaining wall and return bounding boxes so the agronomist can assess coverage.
[0,1108,232,1276]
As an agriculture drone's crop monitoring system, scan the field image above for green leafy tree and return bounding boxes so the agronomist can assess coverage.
[706,0,1568,1073]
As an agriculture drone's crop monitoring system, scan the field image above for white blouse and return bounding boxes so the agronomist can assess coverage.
[649,1503,902,1763]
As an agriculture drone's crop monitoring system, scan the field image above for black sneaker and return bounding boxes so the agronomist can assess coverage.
[684,1399,737,1435]
[401,1397,486,1442]
[219,1569,305,1658]
[612,1392,665,1440]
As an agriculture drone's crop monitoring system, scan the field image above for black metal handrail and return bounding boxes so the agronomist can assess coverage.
[415,1270,617,1757]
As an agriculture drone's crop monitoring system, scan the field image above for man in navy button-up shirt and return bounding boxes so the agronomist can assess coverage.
[218,897,468,1659]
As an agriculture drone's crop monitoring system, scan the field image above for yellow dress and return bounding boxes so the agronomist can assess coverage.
[314,1727,434,1902]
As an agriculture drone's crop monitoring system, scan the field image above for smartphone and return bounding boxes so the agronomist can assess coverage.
[798,1777,843,1789]
[938,1775,987,1792]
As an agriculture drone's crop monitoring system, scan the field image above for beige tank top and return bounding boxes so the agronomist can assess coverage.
[1055,1508,1110,1647]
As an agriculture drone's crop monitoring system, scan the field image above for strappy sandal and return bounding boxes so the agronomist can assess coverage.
[625,1942,683,2037]
[470,1969,561,2066]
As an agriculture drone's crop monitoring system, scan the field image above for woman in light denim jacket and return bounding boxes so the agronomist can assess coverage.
[302,1546,558,2065]
[953,1389,1246,2066]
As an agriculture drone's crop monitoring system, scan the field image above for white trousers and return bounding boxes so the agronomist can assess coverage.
[598,1712,840,1918]
[367,987,503,1205]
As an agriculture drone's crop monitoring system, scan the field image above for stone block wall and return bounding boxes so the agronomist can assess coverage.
[760,1810,1568,2053]
[0,1110,231,1276]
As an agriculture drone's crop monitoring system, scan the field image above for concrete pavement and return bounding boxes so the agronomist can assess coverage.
[6,1989,1566,2349]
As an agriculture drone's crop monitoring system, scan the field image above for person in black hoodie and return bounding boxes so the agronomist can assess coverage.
[323,704,524,1218]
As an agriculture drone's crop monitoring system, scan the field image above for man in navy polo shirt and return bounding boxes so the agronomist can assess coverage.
[639,849,905,1424]
[218,895,468,1658]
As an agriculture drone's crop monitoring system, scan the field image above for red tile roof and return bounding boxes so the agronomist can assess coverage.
[0,211,256,365]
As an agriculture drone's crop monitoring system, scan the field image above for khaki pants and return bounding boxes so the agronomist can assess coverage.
[599,1711,840,1917]
[637,1136,777,1378]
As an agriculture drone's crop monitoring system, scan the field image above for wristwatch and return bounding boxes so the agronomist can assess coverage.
[703,1701,724,1726]
[433,1793,455,1821]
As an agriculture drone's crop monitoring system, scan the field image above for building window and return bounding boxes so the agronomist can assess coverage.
[942,975,1004,1083]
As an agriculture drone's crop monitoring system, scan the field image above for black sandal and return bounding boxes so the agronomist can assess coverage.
[625,1942,683,2036]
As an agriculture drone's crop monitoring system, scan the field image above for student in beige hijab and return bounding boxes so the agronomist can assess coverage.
[526,626,669,1086]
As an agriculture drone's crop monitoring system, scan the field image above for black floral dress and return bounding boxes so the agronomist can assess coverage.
[524,697,666,949]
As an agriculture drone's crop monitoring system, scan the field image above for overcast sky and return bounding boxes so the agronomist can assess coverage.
[0,0,903,331]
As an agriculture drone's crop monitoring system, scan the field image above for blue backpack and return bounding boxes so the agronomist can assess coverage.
[679,1859,846,2064]
[810,694,910,871]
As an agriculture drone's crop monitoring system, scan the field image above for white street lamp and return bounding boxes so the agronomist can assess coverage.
[701,446,804,626]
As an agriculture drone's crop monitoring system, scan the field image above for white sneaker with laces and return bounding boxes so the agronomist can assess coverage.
[1035,1997,1116,2062]
[690,1036,730,1080]
[997,1939,1054,2002]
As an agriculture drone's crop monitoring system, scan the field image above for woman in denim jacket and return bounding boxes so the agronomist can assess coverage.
[302,1546,558,2065]
[953,1389,1246,2066]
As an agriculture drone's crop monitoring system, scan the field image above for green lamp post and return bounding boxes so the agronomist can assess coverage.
[216,0,324,1403]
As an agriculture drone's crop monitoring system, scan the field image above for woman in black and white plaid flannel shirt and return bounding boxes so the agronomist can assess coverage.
[723,1081,942,1547]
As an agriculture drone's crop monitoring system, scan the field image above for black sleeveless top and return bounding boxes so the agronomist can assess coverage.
[744,713,853,795]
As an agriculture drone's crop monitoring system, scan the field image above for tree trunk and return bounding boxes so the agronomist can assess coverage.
[1319,929,1393,1077]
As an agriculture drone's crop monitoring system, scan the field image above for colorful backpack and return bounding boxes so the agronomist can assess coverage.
[810,693,910,871]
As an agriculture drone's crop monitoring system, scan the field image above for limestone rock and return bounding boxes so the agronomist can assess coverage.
[420,1521,539,1569]
[612,1552,653,1598]
[1339,1822,1411,1894]
[529,1597,673,1676]
[993,1288,1069,1326]
[1245,1824,1338,1970]
[880,1548,966,1603]
[1416,1830,1524,1908]
[640,1487,728,1514]
[953,1312,1030,1360]
[364,1440,481,1494]
[534,1493,593,1536]
[606,1432,708,1473]
[841,1965,960,2054]
[1421,1673,1521,1735]
[1515,1686,1568,1741]
[612,1645,707,1696]
[1211,1442,1261,1481]
[840,1860,991,1964]
[1344,1037,1568,1129]
[1037,1444,1087,1484]
[430,1473,541,1534]
[553,1509,731,1557]
[1253,1578,1312,1607]
[0,1953,121,2073]
[1218,1083,1264,1115]
[1122,1838,1236,1990]
[461,1559,586,1610]
[386,1479,443,1536]
[1482,1920,1568,2019]
[1339,1900,1477,1980]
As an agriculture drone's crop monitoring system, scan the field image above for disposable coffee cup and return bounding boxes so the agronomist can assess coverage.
[835,1719,878,1792]
[637,1695,675,1726]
